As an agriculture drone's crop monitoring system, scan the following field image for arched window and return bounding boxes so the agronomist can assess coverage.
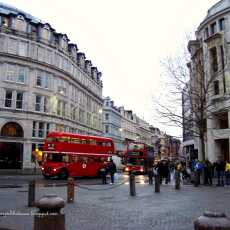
[1,122,24,137]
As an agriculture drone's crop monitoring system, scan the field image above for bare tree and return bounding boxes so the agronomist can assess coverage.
[154,38,227,161]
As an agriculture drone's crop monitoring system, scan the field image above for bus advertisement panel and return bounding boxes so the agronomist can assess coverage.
[41,132,115,179]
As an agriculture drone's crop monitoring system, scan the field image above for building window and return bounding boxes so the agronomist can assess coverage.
[62,102,66,117]
[210,22,217,35]
[8,38,17,55]
[18,66,26,83]
[105,113,109,120]
[210,47,218,73]
[36,71,51,89]
[36,72,42,87]
[16,92,23,109]
[38,122,44,138]
[220,45,225,70]
[57,100,61,115]
[70,105,76,120]
[44,96,48,113]
[5,90,13,107]
[46,123,50,136]
[18,41,28,57]
[105,125,109,133]
[6,64,16,81]
[214,80,219,95]
[87,113,91,125]
[79,109,85,123]
[32,121,36,137]
[42,25,50,40]
[35,95,42,111]
[219,18,225,31]
[205,27,209,39]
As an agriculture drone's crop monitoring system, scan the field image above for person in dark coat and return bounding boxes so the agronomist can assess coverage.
[100,162,108,184]
[214,159,225,186]
[147,167,154,185]
[204,159,213,185]
[107,159,117,184]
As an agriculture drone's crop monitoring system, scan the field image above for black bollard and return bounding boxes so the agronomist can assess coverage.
[194,211,230,230]
[34,194,65,230]
[175,171,180,190]
[129,172,136,196]
[155,174,160,193]
[67,177,75,203]
[28,180,36,207]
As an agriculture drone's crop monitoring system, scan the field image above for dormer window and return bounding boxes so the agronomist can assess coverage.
[210,22,217,35]
[61,36,68,50]
[15,15,27,32]
[42,24,50,40]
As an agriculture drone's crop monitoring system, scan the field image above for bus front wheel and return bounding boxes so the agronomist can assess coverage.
[59,169,69,179]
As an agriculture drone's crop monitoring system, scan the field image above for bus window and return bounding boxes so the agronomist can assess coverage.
[81,139,87,144]
[63,155,69,163]
[50,154,63,162]
[97,142,103,146]
[58,137,70,143]
[71,138,80,144]
[46,137,57,142]
[89,139,96,145]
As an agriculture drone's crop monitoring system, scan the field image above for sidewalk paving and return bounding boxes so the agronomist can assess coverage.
[0,178,230,230]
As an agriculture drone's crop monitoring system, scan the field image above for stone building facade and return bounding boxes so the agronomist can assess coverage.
[186,0,230,162]
[102,97,171,155]
[0,3,103,169]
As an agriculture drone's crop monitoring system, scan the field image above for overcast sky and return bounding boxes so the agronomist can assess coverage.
[1,0,218,137]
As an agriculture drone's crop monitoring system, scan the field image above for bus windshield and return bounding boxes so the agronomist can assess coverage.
[127,158,144,166]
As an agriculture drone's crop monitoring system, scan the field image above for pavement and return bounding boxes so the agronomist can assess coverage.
[0,174,230,230]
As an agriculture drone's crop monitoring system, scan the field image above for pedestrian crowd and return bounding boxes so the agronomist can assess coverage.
[147,157,230,187]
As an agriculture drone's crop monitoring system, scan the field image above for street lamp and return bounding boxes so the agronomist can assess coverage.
[98,108,103,114]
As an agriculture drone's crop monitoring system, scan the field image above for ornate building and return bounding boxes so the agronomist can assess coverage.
[186,0,230,162]
[0,3,103,169]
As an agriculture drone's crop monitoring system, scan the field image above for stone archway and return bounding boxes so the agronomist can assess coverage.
[0,122,24,169]
[1,122,24,137]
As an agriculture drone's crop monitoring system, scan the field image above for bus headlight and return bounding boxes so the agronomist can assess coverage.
[53,168,57,172]
[125,167,129,171]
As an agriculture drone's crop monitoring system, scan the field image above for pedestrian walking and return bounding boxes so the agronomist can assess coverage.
[147,167,154,185]
[100,162,108,184]
[108,159,117,184]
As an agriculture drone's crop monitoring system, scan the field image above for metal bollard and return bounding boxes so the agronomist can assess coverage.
[129,172,136,196]
[155,174,160,193]
[34,194,65,230]
[67,177,75,203]
[175,171,180,190]
[194,211,230,230]
[28,180,36,207]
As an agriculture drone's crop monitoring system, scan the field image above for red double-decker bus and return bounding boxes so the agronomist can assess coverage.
[41,132,115,179]
[123,141,154,174]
